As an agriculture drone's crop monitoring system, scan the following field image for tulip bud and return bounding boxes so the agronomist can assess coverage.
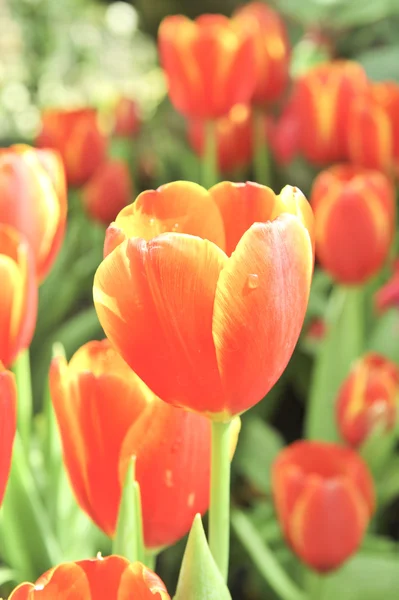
[158,14,256,119]
[187,104,253,174]
[82,160,133,225]
[0,145,67,281]
[272,441,375,572]
[336,353,399,447]
[8,555,170,599]
[0,225,37,367]
[36,108,107,187]
[311,164,395,284]
[113,97,141,138]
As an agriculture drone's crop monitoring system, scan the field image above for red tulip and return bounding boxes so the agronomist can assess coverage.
[311,164,395,284]
[371,82,399,175]
[0,364,16,505]
[94,181,314,419]
[50,339,211,549]
[336,353,399,447]
[0,225,37,367]
[273,441,375,572]
[36,108,107,187]
[113,97,141,138]
[158,14,256,119]
[233,2,290,105]
[8,555,170,599]
[187,104,253,174]
[82,160,133,225]
[0,145,67,281]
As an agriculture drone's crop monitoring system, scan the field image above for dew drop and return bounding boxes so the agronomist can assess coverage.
[246,273,259,291]
[172,222,179,232]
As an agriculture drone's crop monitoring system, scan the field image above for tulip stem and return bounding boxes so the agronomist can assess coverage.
[253,107,271,186]
[305,570,327,600]
[202,120,218,188]
[209,420,233,582]
[231,508,306,600]
[12,348,32,454]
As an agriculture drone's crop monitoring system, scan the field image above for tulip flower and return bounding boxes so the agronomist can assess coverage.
[311,164,395,284]
[36,108,107,187]
[8,555,170,599]
[272,441,375,572]
[50,339,211,549]
[0,364,16,505]
[0,224,37,367]
[268,96,300,166]
[158,14,256,119]
[0,145,67,281]
[233,2,290,105]
[371,82,399,175]
[113,97,141,138]
[336,353,399,447]
[187,104,253,174]
[375,260,399,312]
[294,61,368,164]
[94,180,314,419]
[82,160,133,225]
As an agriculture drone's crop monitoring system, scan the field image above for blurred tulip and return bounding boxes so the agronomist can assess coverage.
[375,260,399,312]
[95,181,314,420]
[187,104,253,174]
[8,555,170,599]
[0,364,16,505]
[336,353,399,447]
[0,145,67,282]
[295,61,368,164]
[158,14,256,119]
[369,82,399,175]
[273,441,375,572]
[113,97,141,138]
[233,2,290,105]
[306,317,327,342]
[50,339,211,549]
[268,96,301,166]
[82,160,133,226]
[36,108,107,187]
[0,225,37,367]
[311,164,395,284]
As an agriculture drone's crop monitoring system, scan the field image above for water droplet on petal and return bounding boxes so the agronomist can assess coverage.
[246,273,259,291]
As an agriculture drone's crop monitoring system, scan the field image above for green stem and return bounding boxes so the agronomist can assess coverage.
[305,570,327,600]
[231,509,306,600]
[12,349,32,454]
[202,120,218,188]
[253,107,271,186]
[209,420,233,582]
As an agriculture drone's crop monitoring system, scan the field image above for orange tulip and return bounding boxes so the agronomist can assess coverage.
[95,181,314,420]
[375,259,399,312]
[50,339,211,549]
[295,61,368,164]
[272,441,375,572]
[0,145,67,282]
[36,108,107,187]
[311,164,395,284]
[233,2,290,105]
[187,104,253,174]
[82,160,133,225]
[373,82,399,175]
[158,14,256,119]
[8,555,170,599]
[0,225,37,367]
[113,97,141,138]
[268,95,300,166]
[0,364,16,505]
[336,353,399,447]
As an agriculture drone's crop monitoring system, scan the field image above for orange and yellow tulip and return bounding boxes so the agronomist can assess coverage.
[0,225,37,367]
[36,108,107,187]
[95,181,314,420]
[0,145,67,282]
[82,160,132,225]
[158,14,256,119]
[272,441,375,572]
[234,2,290,105]
[113,97,141,138]
[50,339,211,549]
[0,364,16,505]
[336,353,399,447]
[8,555,170,599]
[294,61,368,164]
[311,164,395,284]
[187,104,253,174]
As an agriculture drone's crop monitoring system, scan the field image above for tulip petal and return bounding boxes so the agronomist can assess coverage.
[0,365,16,505]
[94,234,227,413]
[27,563,89,599]
[79,556,129,598]
[212,216,313,416]
[118,562,170,600]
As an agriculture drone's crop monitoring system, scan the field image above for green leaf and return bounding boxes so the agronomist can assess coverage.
[174,515,231,600]
[234,416,283,494]
[357,45,399,82]
[368,309,399,362]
